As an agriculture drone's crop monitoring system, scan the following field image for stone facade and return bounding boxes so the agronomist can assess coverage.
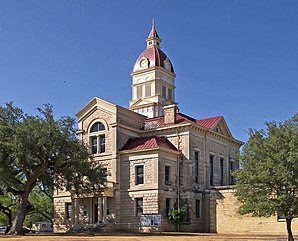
[210,188,298,235]
[53,22,296,235]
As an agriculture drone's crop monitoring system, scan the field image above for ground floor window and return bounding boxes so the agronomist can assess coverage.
[165,198,171,216]
[195,199,201,218]
[65,202,72,219]
[135,198,143,216]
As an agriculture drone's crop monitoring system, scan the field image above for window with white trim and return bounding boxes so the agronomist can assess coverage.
[89,121,106,154]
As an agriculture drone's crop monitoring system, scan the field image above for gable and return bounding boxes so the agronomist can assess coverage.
[212,118,233,138]
[76,97,117,122]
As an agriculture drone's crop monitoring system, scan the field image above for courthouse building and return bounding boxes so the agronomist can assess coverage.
[53,22,297,235]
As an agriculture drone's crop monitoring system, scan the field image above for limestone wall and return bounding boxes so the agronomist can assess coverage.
[53,196,71,233]
[211,188,298,235]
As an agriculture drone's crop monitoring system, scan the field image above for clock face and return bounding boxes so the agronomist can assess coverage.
[164,58,171,71]
[140,58,149,69]
[164,62,171,70]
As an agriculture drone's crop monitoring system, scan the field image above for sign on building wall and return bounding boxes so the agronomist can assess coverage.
[140,214,161,232]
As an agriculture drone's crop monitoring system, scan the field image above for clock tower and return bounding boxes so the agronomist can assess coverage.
[129,20,177,118]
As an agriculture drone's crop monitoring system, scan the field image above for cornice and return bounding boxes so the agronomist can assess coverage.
[131,66,176,78]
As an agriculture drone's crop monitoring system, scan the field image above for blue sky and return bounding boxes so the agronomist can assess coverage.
[0,0,297,143]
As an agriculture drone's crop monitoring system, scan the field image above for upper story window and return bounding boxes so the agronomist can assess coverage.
[90,122,105,132]
[145,84,151,97]
[89,121,106,154]
[137,86,142,99]
[162,85,167,98]
[194,151,199,184]
[165,165,171,185]
[168,88,172,100]
[136,165,144,185]
[210,155,214,186]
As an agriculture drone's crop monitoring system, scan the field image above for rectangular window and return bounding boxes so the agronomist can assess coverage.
[165,198,171,216]
[229,161,235,185]
[101,168,107,181]
[91,136,97,154]
[135,198,143,216]
[65,202,72,219]
[210,155,214,186]
[137,86,142,99]
[99,135,105,153]
[136,165,144,185]
[162,85,166,98]
[195,200,201,218]
[220,158,224,186]
[194,151,199,183]
[145,84,151,97]
[165,166,171,185]
[168,88,172,100]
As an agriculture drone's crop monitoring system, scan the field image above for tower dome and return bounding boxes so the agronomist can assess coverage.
[130,20,176,118]
[133,20,174,73]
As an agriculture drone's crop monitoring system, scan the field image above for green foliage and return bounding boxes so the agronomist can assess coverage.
[24,186,53,227]
[0,103,106,234]
[234,113,298,240]
[167,207,186,224]
[0,191,17,226]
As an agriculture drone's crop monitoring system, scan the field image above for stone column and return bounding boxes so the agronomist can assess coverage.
[103,196,107,223]
[71,198,75,227]
[98,196,103,223]
[74,198,79,229]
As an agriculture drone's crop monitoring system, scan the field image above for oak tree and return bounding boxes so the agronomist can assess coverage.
[0,103,106,234]
[234,113,298,241]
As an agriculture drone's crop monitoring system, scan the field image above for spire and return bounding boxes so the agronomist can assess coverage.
[146,19,161,49]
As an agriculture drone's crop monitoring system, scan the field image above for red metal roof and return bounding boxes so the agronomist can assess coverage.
[144,113,190,130]
[148,25,160,39]
[133,47,174,73]
[120,136,177,152]
[196,116,222,129]
[144,113,222,130]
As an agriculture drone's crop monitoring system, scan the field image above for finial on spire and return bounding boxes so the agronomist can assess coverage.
[146,19,161,48]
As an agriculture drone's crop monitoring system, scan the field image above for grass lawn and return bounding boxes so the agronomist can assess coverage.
[0,233,288,241]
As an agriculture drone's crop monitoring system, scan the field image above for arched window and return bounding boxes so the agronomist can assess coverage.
[89,121,106,154]
[90,122,105,132]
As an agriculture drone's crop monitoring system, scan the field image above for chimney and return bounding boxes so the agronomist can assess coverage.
[163,104,178,124]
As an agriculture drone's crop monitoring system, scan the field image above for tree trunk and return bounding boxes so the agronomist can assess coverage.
[286,217,294,241]
[7,181,35,235]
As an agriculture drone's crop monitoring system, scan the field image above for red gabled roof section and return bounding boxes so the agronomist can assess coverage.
[196,116,222,129]
[144,113,223,130]
[144,113,192,130]
[120,136,177,152]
